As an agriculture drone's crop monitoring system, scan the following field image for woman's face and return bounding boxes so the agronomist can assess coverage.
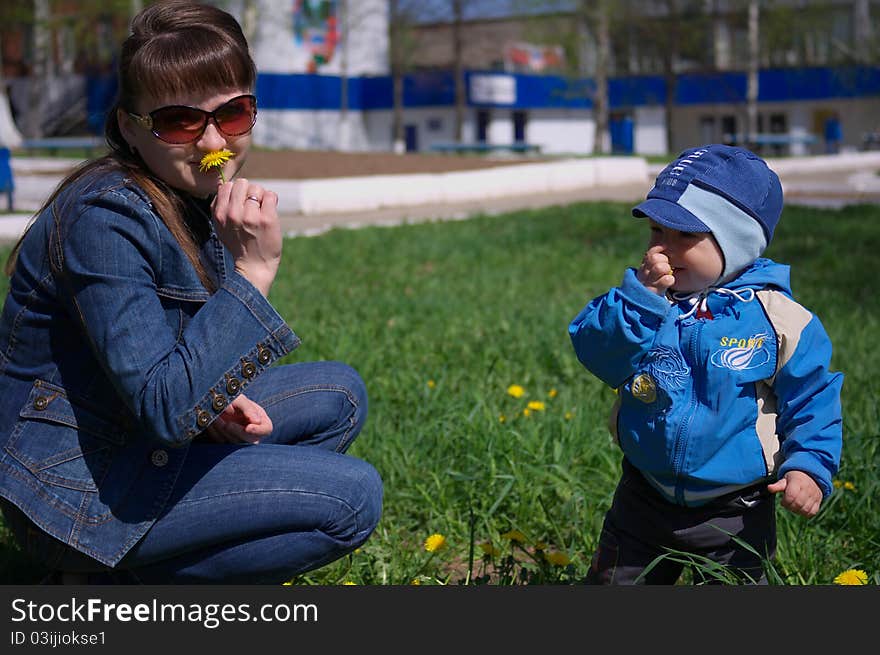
[118,88,253,198]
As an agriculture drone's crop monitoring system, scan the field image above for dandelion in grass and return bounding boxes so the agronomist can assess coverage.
[424,533,446,553]
[523,408,532,417]
[564,411,573,420]
[507,384,525,398]
[502,529,527,544]
[548,388,558,398]
[498,414,506,423]
[342,581,357,585]
[833,479,842,489]
[479,541,500,558]
[427,379,436,389]
[844,481,855,491]
[199,149,235,182]
[833,569,868,585]
[410,578,422,585]
[527,400,546,411]
[546,551,571,567]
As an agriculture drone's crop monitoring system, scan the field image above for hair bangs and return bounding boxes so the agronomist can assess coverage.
[124,29,255,106]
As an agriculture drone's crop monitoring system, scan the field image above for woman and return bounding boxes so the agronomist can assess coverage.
[0,1,382,584]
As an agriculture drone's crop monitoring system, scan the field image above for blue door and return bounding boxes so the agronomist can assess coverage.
[610,116,634,154]
[405,124,418,152]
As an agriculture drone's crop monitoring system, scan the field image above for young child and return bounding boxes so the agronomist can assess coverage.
[568,144,843,584]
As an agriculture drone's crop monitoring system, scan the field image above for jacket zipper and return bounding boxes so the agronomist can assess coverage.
[672,320,703,504]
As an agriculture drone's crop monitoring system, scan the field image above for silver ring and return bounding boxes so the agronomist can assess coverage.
[246,195,261,204]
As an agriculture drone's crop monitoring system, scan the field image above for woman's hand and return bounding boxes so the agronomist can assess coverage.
[212,177,282,296]
[201,393,274,444]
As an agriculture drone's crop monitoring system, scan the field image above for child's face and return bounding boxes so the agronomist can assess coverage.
[647,220,724,293]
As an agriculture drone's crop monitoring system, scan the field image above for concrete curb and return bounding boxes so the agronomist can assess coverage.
[259,156,650,215]
[2,151,878,243]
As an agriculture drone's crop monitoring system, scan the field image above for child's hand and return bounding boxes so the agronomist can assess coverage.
[201,393,274,444]
[637,245,675,295]
[767,470,823,518]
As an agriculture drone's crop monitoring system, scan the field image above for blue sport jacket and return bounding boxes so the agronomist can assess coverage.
[569,258,843,506]
[0,169,300,566]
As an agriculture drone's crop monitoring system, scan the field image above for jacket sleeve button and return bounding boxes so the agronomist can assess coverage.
[225,377,241,395]
[211,394,228,412]
[33,396,49,410]
[257,347,272,365]
[241,360,257,379]
[150,449,169,467]
[196,410,212,428]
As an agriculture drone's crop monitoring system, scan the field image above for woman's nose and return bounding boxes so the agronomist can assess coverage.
[197,120,227,151]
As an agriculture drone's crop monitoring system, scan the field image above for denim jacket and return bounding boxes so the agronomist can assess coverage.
[0,168,300,567]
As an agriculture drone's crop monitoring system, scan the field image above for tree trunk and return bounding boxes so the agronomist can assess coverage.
[746,0,759,148]
[338,0,349,151]
[0,34,24,148]
[452,0,465,143]
[25,0,52,139]
[591,0,610,154]
[389,0,405,153]
[663,0,680,155]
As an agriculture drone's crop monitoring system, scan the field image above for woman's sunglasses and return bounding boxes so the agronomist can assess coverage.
[127,94,257,145]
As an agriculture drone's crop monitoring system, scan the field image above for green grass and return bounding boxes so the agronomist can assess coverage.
[1,200,877,585]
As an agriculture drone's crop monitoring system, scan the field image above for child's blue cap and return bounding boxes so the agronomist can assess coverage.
[632,144,784,280]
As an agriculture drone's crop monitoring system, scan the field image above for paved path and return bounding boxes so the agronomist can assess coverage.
[2,153,879,243]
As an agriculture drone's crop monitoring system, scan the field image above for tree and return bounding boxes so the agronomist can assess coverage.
[745,0,759,147]
[0,32,23,148]
[585,0,611,154]
[451,0,464,143]
[389,0,419,153]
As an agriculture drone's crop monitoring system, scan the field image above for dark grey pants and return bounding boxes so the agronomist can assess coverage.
[586,458,776,585]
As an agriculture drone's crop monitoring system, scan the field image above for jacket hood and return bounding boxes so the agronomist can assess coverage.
[726,257,791,295]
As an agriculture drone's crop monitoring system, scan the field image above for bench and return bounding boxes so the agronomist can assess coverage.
[429,142,541,155]
[19,136,106,157]
[723,132,818,156]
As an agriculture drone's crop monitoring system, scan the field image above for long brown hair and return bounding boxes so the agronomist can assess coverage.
[5,1,257,288]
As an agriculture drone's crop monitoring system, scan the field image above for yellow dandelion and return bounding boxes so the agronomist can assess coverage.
[548,388,558,398]
[546,551,571,566]
[424,533,446,553]
[478,541,501,557]
[501,529,527,543]
[564,411,573,420]
[844,481,856,491]
[342,581,357,585]
[410,578,422,585]
[498,414,506,423]
[527,400,546,411]
[507,384,525,398]
[523,408,532,417]
[427,379,436,389]
[282,580,293,586]
[833,569,868,585]
[199,149,235,182]
[833,479,842,488]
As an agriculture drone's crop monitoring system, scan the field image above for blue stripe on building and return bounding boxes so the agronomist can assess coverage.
[84,65,880,134]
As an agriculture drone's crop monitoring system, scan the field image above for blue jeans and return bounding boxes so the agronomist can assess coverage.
[2,361,383,584]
